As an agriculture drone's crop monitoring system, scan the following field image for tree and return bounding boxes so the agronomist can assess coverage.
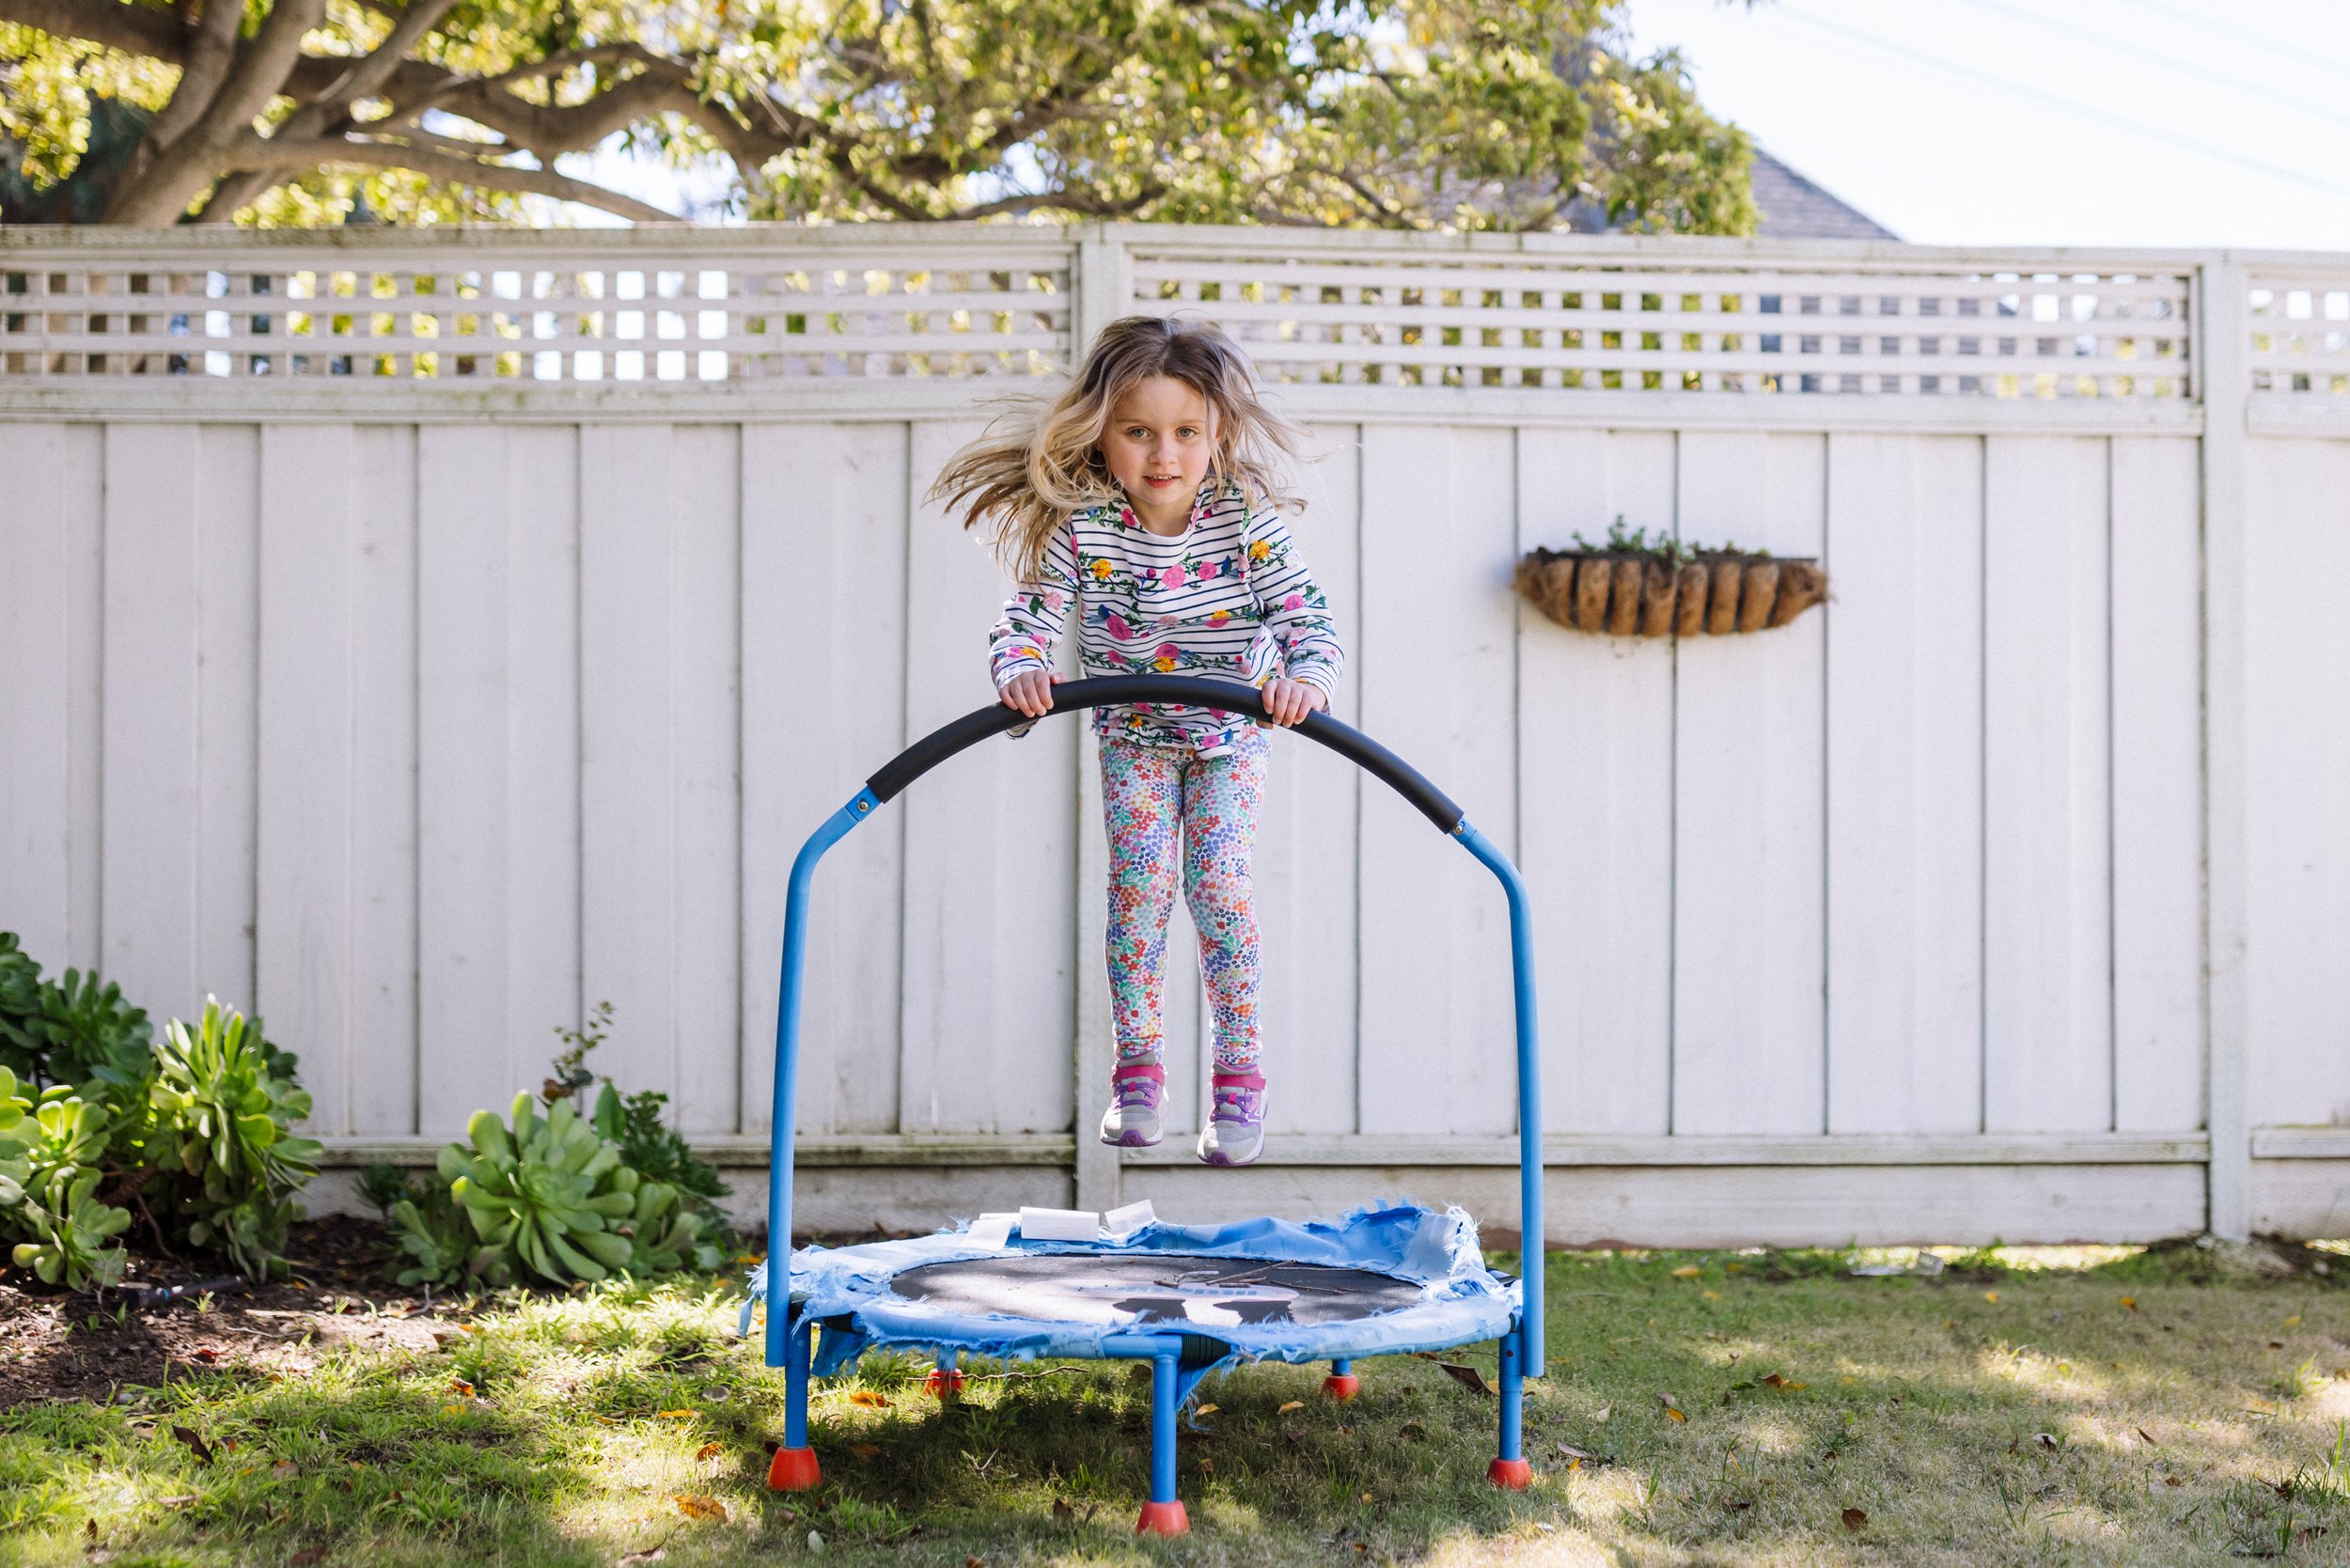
[0,0,1754,231]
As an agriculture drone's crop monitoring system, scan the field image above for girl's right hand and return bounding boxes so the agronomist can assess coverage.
[1000,669,1065,718]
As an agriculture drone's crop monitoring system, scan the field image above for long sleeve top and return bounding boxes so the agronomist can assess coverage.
[987,478,1346,754]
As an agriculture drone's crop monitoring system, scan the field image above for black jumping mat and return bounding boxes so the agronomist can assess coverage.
[885,1253,1423,1329]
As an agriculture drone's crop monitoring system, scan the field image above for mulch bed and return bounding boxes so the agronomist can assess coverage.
[0,1217,463,1408]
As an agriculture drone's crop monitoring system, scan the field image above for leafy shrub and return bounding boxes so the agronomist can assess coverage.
[392,1091,722,1289]
[145,998,323,1280]
[0,932,151,1091]
[0,1067,131,1289]
[588,1084,729,1225]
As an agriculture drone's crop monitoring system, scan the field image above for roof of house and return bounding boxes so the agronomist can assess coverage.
[1748,149,1899,241]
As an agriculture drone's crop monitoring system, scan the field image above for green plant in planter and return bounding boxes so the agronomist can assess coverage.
[11,1166,132,1288]
[147,997,323,1280]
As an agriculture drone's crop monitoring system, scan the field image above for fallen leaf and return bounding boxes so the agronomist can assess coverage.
[1664,1406,1688,1422]
[1437,1362,1495,1397]
[2268,1341,2286,1350]
[1701,1290,1722,1300]
[671,1493,727,1522]
[2120,1297,2138,1311]
[2284,1315,2302,1327]
[1760,1373,1809,1390]
[1051,1498,1075,1521]
[1983,1291,1999,1304]
[271,1461,299,1481]
[448,1380,475,1397]
[847,1442,883,1461]
[2164,1475,2185,1488]
[170,1426,215,1466]
[656,1409,697,1420]
[695,1442,722,1462]
[1841,1507,1867,1531]
[2137,1427,2157,1446]
[807,1530,824,1552]
[1672,1265,1702,1278]
[1284,1428,1306,1444]
[158,1496,200,1509]
[2034,1433,2060,1450]
[964,1559,986,1568]
[1594,1405,1611,1421]
[1277,1401,1305,1414]
[617,1551,666,1567]
[847,1391,891,1409]
[288,1550,328,1568]
[1354,1546,1369,1556]
[1360,1493,1374,1503]
[1194,1403,1220,1418]
[190,1347,219,1364]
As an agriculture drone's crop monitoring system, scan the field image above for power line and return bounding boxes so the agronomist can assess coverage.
[2108,0,2350,80]
[1944,0,2350,134]
[1774,3,2350,200]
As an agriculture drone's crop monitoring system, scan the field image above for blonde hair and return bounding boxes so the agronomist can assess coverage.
[930,314,1309,583]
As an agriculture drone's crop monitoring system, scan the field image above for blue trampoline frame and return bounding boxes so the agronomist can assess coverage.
[760,675,1543,1529]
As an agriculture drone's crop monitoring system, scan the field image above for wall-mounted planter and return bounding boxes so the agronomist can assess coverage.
[1513,548,1827,637]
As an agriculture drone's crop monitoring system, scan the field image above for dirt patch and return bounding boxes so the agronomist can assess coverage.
[0,1215,474,1407]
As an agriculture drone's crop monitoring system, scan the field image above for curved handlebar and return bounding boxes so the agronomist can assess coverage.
[866,676,1466,835]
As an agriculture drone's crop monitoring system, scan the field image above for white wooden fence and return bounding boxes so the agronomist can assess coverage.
[4,225,2346,1246]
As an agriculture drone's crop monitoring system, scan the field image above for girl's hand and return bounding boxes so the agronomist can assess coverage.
[1000,669,1065,718]
[1261,677,1327,728]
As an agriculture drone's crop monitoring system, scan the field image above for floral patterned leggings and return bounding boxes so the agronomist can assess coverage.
[1101,726,1268,1079]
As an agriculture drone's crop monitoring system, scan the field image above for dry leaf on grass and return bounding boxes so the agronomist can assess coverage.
[1051,1498,1075,1521]
[169,1426,214,1465]
[288,1549,329,1568]
[1437,1363,1494,1397]
[1671,1266,1702,1278]
[1983,1291,1999,1304]
[2121,1297,2139,1311]
[617,1551,666,1567]
[1656,1393,1686,1421]
[672,1493,727,1522]
[1760,1373,1808,1390]
[270,1461,299,1481]
[1841,1506,1867,1531]
[847,1442,883,1460]
[1194,1403,1219,1418]
[1277,1401,1305,1414]
[158,1495,200,1509]
[2137,1428,2158,1447]
[695,1442,723,1462]
[656,1409,697,1420]
[848,1391,891,1408]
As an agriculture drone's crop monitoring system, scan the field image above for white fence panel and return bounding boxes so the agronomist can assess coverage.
[4,228,2348,1244]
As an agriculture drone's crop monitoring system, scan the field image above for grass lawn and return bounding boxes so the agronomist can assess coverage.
[2,1235,2346,1567]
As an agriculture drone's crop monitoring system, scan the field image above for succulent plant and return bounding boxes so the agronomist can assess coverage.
[0,933,152,1091]
[615,1173,725,1276]
[11,1166,131,1289]
[147,997,323,1280]
[440,1092,640,1285]
[0,1066,30,1206]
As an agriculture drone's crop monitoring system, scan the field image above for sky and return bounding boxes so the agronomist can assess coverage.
[1622,0,2350,251]
[560,0,2350,254]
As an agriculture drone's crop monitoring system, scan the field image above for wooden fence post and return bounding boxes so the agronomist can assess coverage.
[2197,259,2252,1242]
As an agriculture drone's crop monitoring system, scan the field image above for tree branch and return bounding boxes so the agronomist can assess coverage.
[0,0,190,60]
[105,0,328,222]
[221,133,681,222]
[138,0,243,160]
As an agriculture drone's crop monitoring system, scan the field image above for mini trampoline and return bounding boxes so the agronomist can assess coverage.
[747,676,1543,1534]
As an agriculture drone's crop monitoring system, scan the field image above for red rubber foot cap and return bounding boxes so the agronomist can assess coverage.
[767,1446,822,1492]
[1135,1500,1190,1536]
[925,1368,966,1396]
[1323,1374,1360,1401]
[1487,1457,1533,1490]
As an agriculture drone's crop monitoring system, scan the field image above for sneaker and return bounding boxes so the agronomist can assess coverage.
[1099,1063,1165,1148]
[1196,1073,1267,1167]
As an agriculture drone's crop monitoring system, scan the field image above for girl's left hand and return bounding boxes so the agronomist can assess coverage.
[1261,677,1327,728]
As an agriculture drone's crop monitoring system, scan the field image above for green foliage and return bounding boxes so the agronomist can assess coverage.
[5,3,1751,233]
[399,1091,720,1289]
[145,997,323,1281]
[1565,513,1769,568]
[0,1066,30,1207]
[8,1166,131,1288]
[588,1083,730,1224]
[0,931,152,1091]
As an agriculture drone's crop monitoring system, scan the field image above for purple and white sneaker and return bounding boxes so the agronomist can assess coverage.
[1196,1073,1267,1167]
[1099,1063,1165,1148]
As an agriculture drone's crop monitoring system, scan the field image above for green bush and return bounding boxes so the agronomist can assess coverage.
[146,997,323,1280]
[392,1091,722,1289]
[0,932,151,1092]
[0,1067,131,1289]
[587,1083,729,1225]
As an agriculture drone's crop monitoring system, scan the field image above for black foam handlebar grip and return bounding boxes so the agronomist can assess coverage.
[864,676,1465,835]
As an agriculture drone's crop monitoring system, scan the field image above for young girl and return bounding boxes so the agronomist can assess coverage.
[930,316,1344,1168]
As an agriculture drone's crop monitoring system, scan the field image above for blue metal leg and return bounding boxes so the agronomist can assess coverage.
[767,1319,822,1491]
[1135,1346,1188,1532]
[1489,1328,1531,1488]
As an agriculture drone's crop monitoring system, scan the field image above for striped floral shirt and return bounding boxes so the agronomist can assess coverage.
[987,479,1345,753]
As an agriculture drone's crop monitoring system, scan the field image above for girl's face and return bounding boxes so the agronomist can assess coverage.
[1101,375,1214,530]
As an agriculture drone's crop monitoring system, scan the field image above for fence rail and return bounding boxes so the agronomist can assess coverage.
[4,224,2348,1247]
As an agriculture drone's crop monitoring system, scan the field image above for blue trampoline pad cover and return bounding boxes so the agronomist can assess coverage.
[741,1201,1519,1383]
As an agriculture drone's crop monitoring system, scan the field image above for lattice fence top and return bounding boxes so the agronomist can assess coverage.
[1,244,1070,384]
[2249,271,2350,395]
[1129,249,2195,400]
